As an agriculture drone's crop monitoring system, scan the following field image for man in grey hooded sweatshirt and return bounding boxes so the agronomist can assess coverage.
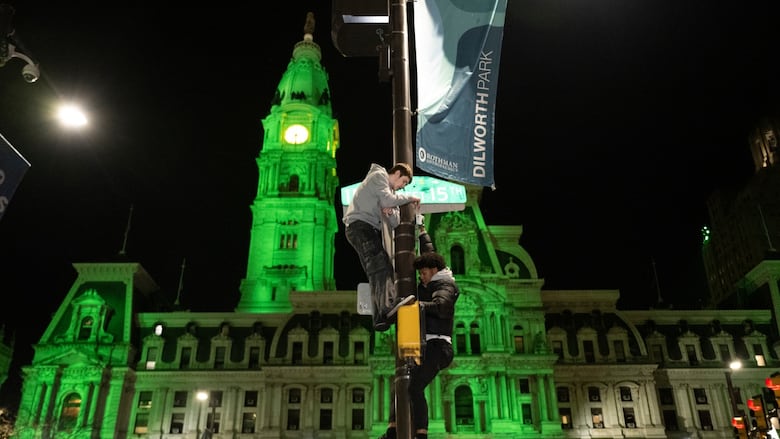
[343,163,420,331]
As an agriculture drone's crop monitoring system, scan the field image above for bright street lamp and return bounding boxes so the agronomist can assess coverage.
[56,103,88,128]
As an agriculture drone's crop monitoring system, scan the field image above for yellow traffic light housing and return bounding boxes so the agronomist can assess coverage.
[397,302,423,364]
[732,416,748,439]
[767,372,780,398]
[749,395,768,430]
[748,396,762,412]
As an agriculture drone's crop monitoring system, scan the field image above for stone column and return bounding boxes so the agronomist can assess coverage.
[499,374,510,419]
[536,375,549,421]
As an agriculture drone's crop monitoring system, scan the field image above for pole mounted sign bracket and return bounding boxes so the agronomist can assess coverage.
[331,0,390,58]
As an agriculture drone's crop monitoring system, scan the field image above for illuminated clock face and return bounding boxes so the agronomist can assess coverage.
[284,124,309,144]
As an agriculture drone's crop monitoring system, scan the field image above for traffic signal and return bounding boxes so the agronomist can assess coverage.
[762,387,778,411]
[732,416,749,439]
[748,394,768,430]
[766,373,780,430]
[766,372,780,398]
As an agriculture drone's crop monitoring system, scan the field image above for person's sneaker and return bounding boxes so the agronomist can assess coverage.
[374,319,391,332]
[386,295,416,318]
[374,296,416,331]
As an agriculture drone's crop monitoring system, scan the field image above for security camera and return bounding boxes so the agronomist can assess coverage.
[21,62,39,83]
[5,43,39,83]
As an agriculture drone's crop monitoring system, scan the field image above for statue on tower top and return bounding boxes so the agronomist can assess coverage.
[304,12,315,39]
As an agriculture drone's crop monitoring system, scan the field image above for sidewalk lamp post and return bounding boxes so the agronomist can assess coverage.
[727,360,743,414]
[727,360,747,438]
[196,390,216,439]
[196,391,208,437]
[206,393,216,439]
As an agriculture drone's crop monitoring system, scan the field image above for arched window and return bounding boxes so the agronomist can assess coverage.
[454,385,474,431]
[450,245,465,275]
[78,317,94,340]
[513,325,525,354]
[58,393,82,432]
[289,175,300,192]
[454,323,467,354]
[469,322,481,354]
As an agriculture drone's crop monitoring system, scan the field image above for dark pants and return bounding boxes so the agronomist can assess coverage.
[345,220,396,326]
[389,339,454,431]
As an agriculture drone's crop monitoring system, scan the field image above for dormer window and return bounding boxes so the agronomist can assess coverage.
[78,317,94,340]
[57,289,114,344]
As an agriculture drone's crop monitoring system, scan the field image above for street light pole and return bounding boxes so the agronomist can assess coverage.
[330,2,417,437]
[208,396,216,437]
[727,361,746,438]
[196,391,208,437]
[389,3,417,439]
[726,366,739,414]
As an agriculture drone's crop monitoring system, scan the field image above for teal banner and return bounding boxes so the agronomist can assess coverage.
[414,0,507,188]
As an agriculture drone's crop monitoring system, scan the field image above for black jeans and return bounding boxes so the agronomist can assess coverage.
[389,339,454,430]
[345,220,396,326]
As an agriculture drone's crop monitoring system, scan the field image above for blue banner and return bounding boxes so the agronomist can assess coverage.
[0,133,31,221]
[414,0,507,188]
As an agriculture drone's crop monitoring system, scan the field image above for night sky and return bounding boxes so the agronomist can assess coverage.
[0,1,778,403]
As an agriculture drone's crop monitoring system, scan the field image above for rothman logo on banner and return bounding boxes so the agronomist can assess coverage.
[0,133,31,221]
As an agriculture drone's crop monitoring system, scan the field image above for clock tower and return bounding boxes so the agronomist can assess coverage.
[237,13,340,313]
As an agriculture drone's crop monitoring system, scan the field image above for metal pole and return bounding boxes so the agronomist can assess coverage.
[727,370,739,414]
[196,403,202,437]
[210,402,216,434]
[390,1,416,439]
[726,370,750,439]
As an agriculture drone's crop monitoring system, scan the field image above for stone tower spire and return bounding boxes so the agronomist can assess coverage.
[237,13,340,313]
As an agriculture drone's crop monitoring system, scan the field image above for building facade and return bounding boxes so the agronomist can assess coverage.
[10,13,780,439]
[702,116,780,308]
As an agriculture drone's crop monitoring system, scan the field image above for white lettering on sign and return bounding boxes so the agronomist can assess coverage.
[472,50,494,179]
[341,177,466,206]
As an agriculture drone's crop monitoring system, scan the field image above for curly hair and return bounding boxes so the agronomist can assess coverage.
[413,252,446,270]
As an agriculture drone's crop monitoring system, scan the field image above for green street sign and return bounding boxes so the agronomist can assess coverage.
[341,175,466,213]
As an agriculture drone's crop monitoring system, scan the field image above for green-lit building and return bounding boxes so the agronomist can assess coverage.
[11,14,780,439]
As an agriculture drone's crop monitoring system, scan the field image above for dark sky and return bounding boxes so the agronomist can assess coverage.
[0,1,778,401]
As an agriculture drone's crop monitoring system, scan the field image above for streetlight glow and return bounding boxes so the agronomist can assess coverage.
[729,360,742,371]
[56,103,88,128]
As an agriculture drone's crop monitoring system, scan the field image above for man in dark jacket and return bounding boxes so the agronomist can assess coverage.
[380,247,459,439]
